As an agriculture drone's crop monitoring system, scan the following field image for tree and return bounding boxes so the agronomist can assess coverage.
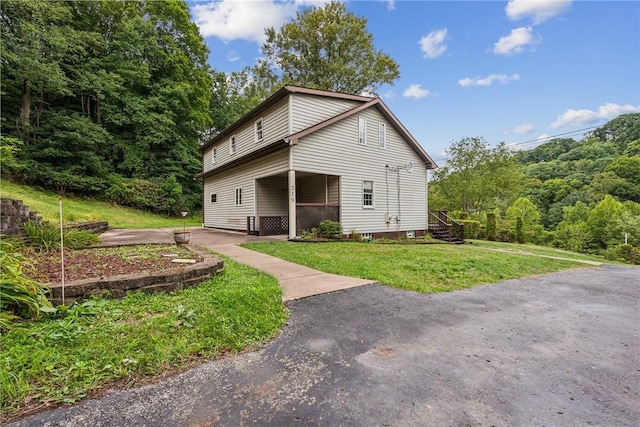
[254,1,399,95]
[588,195,627,248]
[430,137,523,212]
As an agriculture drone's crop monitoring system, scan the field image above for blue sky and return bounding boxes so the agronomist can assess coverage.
[189,0,640,163]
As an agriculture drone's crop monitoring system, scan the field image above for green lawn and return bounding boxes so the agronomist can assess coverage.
[242,241,588,293]
[0,259,288,418]
[0,179,201,228]
[467,240,613,263]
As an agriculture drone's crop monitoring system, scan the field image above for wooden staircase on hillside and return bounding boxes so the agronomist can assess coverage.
[428,211,465,244]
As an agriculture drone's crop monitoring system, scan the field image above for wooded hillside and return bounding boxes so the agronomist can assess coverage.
[1,0,212,214]
[430,113,640,259]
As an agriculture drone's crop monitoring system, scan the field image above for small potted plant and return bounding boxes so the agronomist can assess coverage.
[174,209,191,244]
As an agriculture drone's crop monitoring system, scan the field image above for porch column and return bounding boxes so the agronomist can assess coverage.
[288,169,296,239]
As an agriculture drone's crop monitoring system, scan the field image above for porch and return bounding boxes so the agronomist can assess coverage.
[248,172,340,236]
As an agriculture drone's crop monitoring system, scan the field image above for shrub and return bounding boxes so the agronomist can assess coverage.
[459,220,481,239]
[317,220,342,239]
[105,176,183,216]
[611,243,638,264]
[515,217,524,243]
[486,213,496,241]
[22,221,99,252]
[0,241,53,330]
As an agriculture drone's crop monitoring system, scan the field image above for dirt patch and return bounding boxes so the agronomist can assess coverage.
[24,244,202,284]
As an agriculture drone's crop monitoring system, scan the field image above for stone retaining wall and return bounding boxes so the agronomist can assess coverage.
[48,245,224,305]
[67,221,109,234]
[0,198,43,235]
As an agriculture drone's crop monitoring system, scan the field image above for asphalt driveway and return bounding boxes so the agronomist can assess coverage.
[11,265,640,426]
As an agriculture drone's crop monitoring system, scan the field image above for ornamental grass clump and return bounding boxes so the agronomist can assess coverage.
[0,241,53,330]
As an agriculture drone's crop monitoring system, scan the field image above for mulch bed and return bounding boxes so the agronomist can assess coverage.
[24,245,203,284]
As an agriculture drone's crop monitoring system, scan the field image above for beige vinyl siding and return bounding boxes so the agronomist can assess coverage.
[292,107,427,234]
[202,98,289,174]
[203,149,289,230]
[290,93,362,134]
[297,175,326,203]
[327,176,340,204]
[256,176,288,217]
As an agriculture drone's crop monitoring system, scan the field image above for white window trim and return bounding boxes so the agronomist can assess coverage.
[235,188,242,206]
[358,115,367,145]
[363,180,374,208]
[379,122,386,149]
[229,135,236,155]
[212,147,217,164]
[255,118,264,143]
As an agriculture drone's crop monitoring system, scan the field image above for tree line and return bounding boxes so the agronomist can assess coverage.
[1,0,398,215]
[429,113,640,260]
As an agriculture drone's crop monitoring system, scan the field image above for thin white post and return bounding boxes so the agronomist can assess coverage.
[288,169,296,239]
[58,195,65,305]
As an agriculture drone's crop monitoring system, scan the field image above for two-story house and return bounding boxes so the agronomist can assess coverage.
[196,85,437,239]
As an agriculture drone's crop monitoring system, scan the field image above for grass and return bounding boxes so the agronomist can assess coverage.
[242,241,588,293]
[467,240,616,263]
[0,258,288,419]
[0,179,201,228]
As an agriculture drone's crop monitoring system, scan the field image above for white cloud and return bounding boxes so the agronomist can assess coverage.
[551,103,640,129]
[506,0,572,24]
[458,73,520,87]
[506,123,535,135]
[493,26,539,56]
[384,0,396,11]
[227,51,240,62]
[191,0,329,44]
[418,29,448,59]
[403,84,431,99]
[382,90,395,100]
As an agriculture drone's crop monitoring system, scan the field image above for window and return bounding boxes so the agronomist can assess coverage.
[363,180,374,208]
[235,188,242,206]
[212,147,217,164]
[230,136,236,155]
[210,194,217,203]
[379,122,386,149]
[406,230,415,238]
[255,118,263,142]
[358,116,367,145]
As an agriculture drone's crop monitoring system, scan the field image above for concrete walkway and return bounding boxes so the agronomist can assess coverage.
[100,227,375,301]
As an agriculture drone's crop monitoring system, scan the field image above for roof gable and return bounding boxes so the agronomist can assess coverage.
[200,85,436,169]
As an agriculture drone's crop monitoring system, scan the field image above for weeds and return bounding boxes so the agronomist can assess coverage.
[1,259,287,417]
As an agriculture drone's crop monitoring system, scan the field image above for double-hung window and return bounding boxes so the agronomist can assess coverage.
[363,180,374,208]
[210,194,217,203]
[358,116,367,145]
[212,147,217,164]
[378,122,386,149]
[230,136,236,155]
[235,188,242,206]
[255,118,263,142]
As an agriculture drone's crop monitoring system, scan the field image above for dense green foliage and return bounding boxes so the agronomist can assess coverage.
[430,114,640,259]
[253,1,399,95]
[0,242,53,330]
[1,258,287,415]
[1,0,212,213]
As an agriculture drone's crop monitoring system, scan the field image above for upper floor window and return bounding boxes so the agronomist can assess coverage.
[255,118,264,142]
[212,147,217,164]
[230,135,236,155]
[235,188,242,206]
[379,122,386,149]
[210,194,217,203]
[358,116,367,145]
[363,180,374,208]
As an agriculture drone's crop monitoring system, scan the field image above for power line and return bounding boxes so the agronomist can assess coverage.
[506,124,602,148]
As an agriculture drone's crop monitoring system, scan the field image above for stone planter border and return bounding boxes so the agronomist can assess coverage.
[48,244,223,305]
